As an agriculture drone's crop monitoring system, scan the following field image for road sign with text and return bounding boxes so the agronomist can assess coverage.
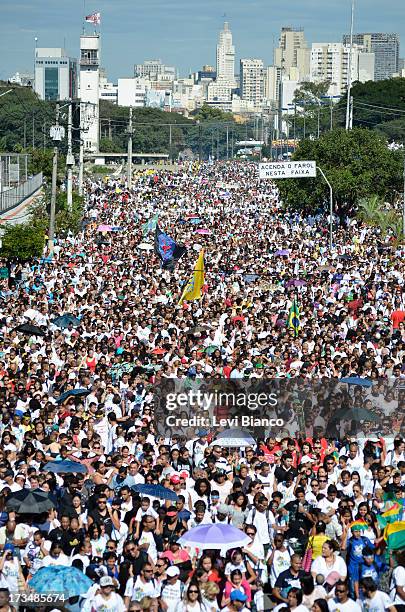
[259,161,317,179]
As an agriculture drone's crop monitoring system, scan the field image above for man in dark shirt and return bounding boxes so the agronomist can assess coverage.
[87,494,113,535]
[274,453,298,484]
[273,554,306,603]
[283,487,313,540]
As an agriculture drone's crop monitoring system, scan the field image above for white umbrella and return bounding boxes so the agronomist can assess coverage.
[23,308,41,321]
[211,428,256,448]
[178,523,250,554]
[139,243,154,251]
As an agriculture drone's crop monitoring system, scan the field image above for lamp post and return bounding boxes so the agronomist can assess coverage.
[318,167,334,252]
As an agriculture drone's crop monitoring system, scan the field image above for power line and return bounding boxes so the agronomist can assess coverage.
[353,100,405,115]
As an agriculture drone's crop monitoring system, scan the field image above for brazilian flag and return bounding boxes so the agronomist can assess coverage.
[288,299,301,337]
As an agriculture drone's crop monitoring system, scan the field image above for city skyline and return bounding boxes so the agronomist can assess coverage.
[1,0,404,83]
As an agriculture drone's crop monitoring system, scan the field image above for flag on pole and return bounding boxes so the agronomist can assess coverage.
[178,250,205,305]
[154,225,186,271]
[85,12,101,25]
[377,503,402,528]
[383,521,405,551]
[288,298,301,336]
[142,214,159,237]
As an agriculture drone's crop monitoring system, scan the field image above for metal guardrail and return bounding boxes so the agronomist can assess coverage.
[0,173,43,214]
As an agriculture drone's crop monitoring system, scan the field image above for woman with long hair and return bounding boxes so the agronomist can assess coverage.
[177,583,205,611]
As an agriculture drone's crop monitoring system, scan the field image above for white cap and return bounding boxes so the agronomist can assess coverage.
[166,565,180,577]
[99,576,114,587]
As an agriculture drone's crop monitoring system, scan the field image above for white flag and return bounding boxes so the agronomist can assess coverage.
[85,12,101,25]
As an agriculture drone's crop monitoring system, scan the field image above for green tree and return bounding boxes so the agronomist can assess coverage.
[278,128,403,217]
[335,78,405,142]
[192,104,234,123]
[0,221,46,259]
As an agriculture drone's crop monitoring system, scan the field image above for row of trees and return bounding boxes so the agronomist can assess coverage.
[277,127,404,240]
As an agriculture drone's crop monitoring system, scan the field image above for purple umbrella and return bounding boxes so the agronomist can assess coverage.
[195,229,211,235]
[285,279,307,288]
[274,249,289,256]
[178,523,250,553]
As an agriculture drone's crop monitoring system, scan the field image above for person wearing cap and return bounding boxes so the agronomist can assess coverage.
[82,575,125,612]
[187,431,209,468]
[159,565,183,612]
[161,506,187,540]
[221,589,250,612]
[342,523,375,597]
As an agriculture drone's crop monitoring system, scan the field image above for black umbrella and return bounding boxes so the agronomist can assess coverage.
[6,489,55,514]
[55,389,91,404]
[13,323,46,337]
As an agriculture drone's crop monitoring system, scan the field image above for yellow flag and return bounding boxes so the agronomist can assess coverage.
[178,250,205,305]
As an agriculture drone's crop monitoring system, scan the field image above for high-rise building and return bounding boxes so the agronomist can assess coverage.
[134,59,175,84]
[240,59,264,109]
[79,34,100,153]
[264,66,282,106]
[310,43,375,97]
[342,33,399,80]
[216,22,236,85]
[34,48,77,101]
[274,27,310,80]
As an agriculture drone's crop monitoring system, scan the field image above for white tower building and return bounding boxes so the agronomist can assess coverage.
[216,22,236,86]
[79,34,100,153]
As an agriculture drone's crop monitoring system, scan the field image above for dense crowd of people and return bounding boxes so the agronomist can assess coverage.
[0,161,403,611]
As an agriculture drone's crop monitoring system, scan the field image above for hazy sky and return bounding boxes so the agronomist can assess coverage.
[0,0,403,81]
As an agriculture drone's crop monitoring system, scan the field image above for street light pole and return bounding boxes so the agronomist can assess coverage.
[318,166,334,252]
[345,0,355,130]
[403,155,405,241]
[127,106,133,189]
[48,103,60,255]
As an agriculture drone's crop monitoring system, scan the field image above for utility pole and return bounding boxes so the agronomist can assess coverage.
[48,103,60,255]
[66,101,74,211]
[197,121,202,162]
[32,112,35,148]
[169,124,172,163]
[78,102,84,197]
[23,118,27,149]
[349,95,354,129]
[403,155,405,241]
[127,106,133,189]
[226,124,229,160]
[345,0,355,130]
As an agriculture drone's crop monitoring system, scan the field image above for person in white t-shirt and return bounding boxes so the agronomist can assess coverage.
[328,580,362,612]
[357,577,396,612]
[82,575,126,612]
[124,562,160,608]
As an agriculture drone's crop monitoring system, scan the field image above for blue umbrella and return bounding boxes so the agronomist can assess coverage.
[56,389,91,404]
[43,460,88,474]
[189,218,202,225]
[244,274,259,283]
[29,566,92,598]
[132,484,178,501]
[274,249,289,256]
[53,314,81,329]
[340,377,372,388]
